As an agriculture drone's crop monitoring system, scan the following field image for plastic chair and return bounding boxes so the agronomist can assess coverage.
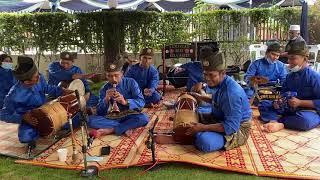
[307,45,319,63]
[307,44,320,73]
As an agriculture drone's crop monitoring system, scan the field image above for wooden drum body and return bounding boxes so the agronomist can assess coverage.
[173,94,199,144]
[31,94,80,137]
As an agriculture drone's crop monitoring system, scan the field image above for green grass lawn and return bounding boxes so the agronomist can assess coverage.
[0,156,274,180]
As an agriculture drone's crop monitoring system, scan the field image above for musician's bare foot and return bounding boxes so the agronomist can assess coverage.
[261,121,284,133]
[260,120,276,131]
[125,129,133,137]
[95,128,115,137]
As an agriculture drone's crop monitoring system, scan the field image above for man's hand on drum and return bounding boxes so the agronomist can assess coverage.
[191,82,203,93]
[144,88,152,96]
[185,122,205,136]
[23,112,38,126]
[113,92,128,105]
[62,88,74,95]
[188,92,202,100]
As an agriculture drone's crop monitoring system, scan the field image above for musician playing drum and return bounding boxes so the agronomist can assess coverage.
[190,47,220,124]
[48,51,98,107]
[187,49,252,152]
[244,42,287,98]
[0,56,74,146]
[88,60,149,137]
[259,41,320,133]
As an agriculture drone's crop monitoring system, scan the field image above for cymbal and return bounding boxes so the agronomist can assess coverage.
[259,89,273,95]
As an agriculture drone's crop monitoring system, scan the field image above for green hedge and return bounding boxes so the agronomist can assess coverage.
[0,8,301,54]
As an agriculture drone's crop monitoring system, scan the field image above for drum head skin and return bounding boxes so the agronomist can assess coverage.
[176,94,198,110]
[68,79,85,96]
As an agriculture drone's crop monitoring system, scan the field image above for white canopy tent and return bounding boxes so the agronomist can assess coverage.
[1,0,316,12]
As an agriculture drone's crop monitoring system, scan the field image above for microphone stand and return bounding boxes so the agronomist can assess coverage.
[75,90,99,177]
[145,116,159,170]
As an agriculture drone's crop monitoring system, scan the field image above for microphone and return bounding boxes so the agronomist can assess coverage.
[75,91,98,177]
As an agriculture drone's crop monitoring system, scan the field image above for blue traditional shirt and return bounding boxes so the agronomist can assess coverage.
[282,67,320,111]
[211,76,252,135]
[96,77,145,116]
[245,58,287,85]
[125,64,159,94]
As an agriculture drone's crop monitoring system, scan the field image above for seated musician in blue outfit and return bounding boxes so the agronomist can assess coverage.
[0,56,74,145]
[259,41,320,133]
[0,54,16,109]
[187,49,252,152]
[188,47,218,123]
[244,42,288,98]
[88,60,149,137]
[48,52,98,107]
[125,48,161,107]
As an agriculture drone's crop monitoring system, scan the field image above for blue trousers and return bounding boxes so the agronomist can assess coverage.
[18,123,39,144]
[280,111,320,131]
[144,91,161,105]
[195,131,226,152]
[258,100,280,122]
[18,113,80,144]
[259,100,320,131]
[88,113,149,136]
